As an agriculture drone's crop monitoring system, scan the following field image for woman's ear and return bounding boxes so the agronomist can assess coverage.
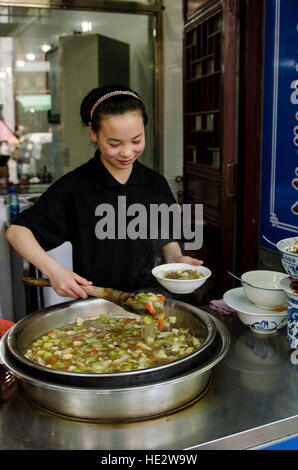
[88,122,98,143]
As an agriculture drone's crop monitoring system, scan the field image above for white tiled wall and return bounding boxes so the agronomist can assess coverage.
[163,0,184,200]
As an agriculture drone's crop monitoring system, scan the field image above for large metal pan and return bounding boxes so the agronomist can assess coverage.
[0,315,230,421]
[5,298,219,387]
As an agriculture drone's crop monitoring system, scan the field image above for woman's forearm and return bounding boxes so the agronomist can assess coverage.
[5,224,61,277]
[5,224,92,298]
[162,242,183,263]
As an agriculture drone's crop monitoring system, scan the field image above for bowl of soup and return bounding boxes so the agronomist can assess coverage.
[152,263,211,294]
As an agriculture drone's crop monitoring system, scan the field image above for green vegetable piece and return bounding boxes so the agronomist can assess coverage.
[143,315,154,325]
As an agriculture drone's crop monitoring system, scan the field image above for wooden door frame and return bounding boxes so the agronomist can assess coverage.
[220,0,238,292]
[183,0,265,292]
[235,0,265,275]
[182,0,239,296]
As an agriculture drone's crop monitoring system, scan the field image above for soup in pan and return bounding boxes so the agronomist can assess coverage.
[23,314,203,374]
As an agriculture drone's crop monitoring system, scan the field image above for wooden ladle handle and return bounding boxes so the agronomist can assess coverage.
[22,277,119,302]
[22,277,51,287]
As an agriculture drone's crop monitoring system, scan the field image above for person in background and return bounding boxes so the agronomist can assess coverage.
[0,105,20,185]
[6,84,202,299]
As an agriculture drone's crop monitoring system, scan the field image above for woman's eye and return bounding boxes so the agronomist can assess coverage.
[132,141,141,145]
[110,144,119,148]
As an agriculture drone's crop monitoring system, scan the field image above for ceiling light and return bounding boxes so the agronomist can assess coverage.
[41,44,51,53]
[16,60,25,68]
[0,72,6,79]
[81,21,92,32]
[26,53,36,61]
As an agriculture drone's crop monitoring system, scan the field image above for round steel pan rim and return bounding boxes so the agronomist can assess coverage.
[0,317,230,421]
[1,316,230,393]
[5,298,218,387]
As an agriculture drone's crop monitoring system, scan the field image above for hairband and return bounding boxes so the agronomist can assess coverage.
[90,90,141,120]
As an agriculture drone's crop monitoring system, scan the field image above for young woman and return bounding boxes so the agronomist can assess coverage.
[6,85,202,299]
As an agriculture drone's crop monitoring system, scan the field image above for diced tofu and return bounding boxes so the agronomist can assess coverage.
[145,336,155,345]
[62,353,73,360]
[155,349,168,359]
[192,337,201,346]
[75,317,84,326]
[136,342,152,351]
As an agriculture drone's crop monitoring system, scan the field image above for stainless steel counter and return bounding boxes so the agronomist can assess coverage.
[0,309,297,450]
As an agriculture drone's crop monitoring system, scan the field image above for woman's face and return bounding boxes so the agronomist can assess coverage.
[89,110,145,176]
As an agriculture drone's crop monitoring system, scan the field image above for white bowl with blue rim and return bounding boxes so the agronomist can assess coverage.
[276,236,298,280]
[223,287,287,335]
[241,270,288,309]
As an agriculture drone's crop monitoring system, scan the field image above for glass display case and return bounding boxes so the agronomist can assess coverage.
[0,3,160,192]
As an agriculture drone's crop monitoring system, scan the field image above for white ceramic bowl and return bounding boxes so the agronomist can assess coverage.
[152,263,211,294]
[223,287,288,335]
[276,236,298,280]
[236,310,287,335]
[241,270,287,309]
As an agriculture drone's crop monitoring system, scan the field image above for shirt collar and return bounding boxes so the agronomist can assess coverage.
[86,150,148,190]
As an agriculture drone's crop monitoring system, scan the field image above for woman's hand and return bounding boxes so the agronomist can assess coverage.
[6,225,93,299]
[47,265,93,299]
[162,242,203,266]
[170,254,203,266]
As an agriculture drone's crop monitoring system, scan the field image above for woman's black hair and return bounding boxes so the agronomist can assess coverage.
[80,84,148,131]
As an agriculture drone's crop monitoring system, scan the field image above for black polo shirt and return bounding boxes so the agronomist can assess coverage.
[13,150,177,291]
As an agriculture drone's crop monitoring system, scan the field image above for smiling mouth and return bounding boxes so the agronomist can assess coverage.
[118,158,134,165]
